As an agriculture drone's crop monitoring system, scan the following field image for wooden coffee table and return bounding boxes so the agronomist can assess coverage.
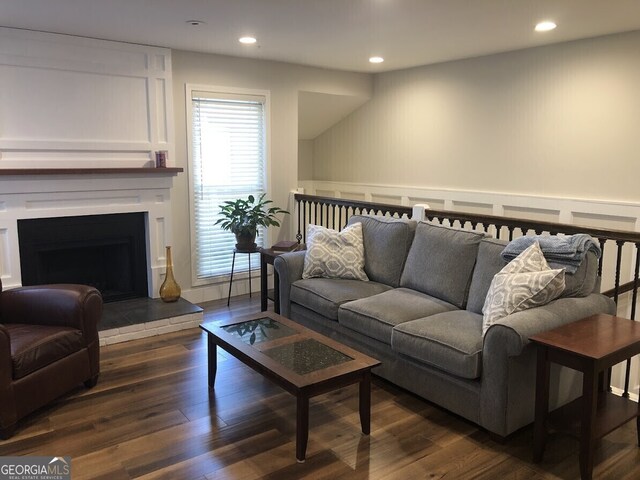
[200,311,381,462]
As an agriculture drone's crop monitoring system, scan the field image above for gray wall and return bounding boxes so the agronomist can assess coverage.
[312,30,640,202]
[298,140,314,180]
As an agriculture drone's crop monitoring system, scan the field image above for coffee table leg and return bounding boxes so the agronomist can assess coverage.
[296,394,309,463]
[359,370,372,435]
[207,334,217,388]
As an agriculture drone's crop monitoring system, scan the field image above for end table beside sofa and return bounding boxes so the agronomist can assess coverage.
[531,314,640,480]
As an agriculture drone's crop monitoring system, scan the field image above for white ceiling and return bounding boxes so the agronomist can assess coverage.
[2,0,640,73]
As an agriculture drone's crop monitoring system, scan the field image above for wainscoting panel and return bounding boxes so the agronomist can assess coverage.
[0,27,174,168]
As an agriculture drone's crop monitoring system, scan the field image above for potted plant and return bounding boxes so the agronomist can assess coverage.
[214,194,289,251]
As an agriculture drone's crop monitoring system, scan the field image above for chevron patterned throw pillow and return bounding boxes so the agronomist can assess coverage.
[302,222,368,281]
[482,241,565,336]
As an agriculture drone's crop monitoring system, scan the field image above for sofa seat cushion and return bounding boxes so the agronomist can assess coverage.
[391,311,484,379]
[6,323,84,379]
[339,288,458,344]
[400,222,485,308]
[290,278,392,321]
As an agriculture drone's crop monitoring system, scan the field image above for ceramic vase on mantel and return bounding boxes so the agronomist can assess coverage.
[159,246,181,302]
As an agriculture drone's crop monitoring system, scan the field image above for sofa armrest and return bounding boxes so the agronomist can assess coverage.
[480,293,616,436]
[0,284,103,343]
[274,251,306,317]
[484,293,617,357]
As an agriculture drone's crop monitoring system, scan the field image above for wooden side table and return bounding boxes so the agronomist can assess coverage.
[530,314,640,480]
[259,244,304,313]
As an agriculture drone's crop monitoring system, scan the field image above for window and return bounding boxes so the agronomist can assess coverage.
[188,87,268,282]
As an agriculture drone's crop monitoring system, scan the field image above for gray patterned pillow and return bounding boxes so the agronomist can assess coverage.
[482,242,565,336]
[302,223,368,281]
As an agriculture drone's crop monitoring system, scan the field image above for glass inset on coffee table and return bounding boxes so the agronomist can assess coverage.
[221,316,297,345]
[200,311,380,462]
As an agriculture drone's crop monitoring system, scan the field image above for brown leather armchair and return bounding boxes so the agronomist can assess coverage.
[0,278,102,439]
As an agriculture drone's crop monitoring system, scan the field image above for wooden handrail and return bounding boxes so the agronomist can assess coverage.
[294,193,640,243]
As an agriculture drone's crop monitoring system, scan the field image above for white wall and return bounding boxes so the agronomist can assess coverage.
[313,30,640,203]
[171,51,371,302]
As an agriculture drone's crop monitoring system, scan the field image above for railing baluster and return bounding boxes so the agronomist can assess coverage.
[606,240,625,392]
[296,198,302,243]
[331,204,336,230]
[598,238,606,276]
[630,243,640,321]
[303,200,309,243]
[613,241,624,306]
[622,243,640,398]
[314,202,319,227]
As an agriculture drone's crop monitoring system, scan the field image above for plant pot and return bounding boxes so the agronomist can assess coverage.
[235,230,257,251]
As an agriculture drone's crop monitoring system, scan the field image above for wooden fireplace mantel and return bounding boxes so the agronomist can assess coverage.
[0,167,183,176]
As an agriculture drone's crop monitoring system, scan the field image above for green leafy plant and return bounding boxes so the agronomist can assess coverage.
[214,194,289,239]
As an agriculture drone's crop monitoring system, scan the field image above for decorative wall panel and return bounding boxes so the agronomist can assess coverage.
[0,28,173,168]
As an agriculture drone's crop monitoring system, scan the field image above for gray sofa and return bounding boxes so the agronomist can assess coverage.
[274,215,616,438]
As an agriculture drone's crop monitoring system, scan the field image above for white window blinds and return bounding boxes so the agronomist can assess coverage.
[191,92,266,279]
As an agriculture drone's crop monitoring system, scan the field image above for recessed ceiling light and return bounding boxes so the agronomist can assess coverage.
[369,56,384,64]
[535,21,557,32]
[186,20,206,26]
[239,36,257,45]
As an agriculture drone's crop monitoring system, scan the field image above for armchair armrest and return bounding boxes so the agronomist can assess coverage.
[0,323,16,432]
[0,324,11,382]
[274,251,306,317]
[0,284,103,343]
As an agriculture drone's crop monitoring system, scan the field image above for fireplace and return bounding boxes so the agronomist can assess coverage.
[18,213,149,303]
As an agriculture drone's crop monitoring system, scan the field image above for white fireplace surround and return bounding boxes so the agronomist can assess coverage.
[0,172,177,297]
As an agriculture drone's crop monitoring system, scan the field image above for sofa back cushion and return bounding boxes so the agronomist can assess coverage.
[562,250,599,297]
[400,222,484,308]
[467,238,508,314]
[347,215,416,287]
[467,237,600,314]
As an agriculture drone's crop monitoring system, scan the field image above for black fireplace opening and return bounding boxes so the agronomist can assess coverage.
[18,213,149,303]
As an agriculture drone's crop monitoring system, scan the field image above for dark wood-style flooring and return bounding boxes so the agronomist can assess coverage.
[1,296,638,479]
